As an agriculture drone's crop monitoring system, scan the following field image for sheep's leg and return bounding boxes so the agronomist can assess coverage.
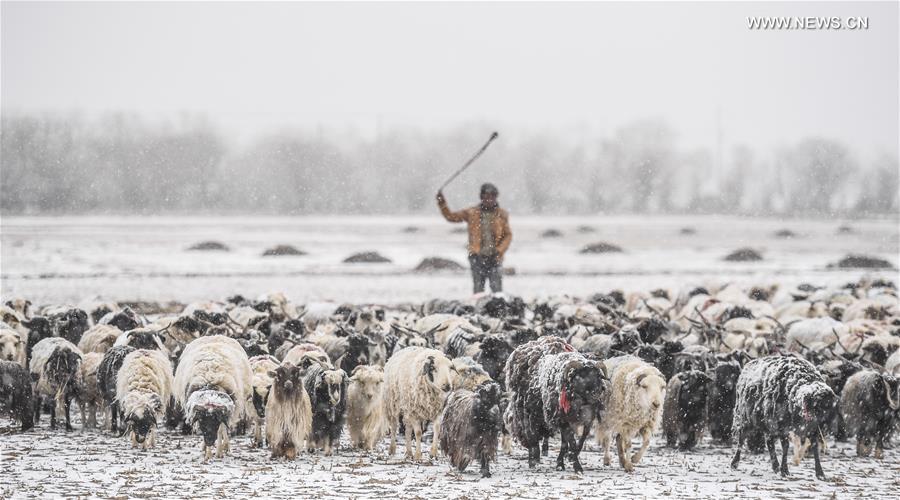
[501,433,512,454]
[730,431,743,470]
[404,420,414,459]
[541,436,549,456]
[631,427,652,465]
[556,431,569,470]
[33,395,42,426]
[790,434,803,465]
[602,433,611,466]
[149,428,156,449]
[324,436,332,456]
[479,454,491,478]
[216,423,229,458]
[567,428,584,474]
[49,399,57,430]
[111,402,120,433]
[388,418,397,456]
[80,404,86,432]
[430,416,442,458]
[64,396,73,432]
[527,445,540,468]
[766,436,778,473]
[812,438,825,480]
[874,434,885,460]
[616,433,634,472]
[413,421,423,461]
[779,436,790,477]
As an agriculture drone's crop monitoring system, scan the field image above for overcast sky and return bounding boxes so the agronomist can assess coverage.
[2,1,897,158]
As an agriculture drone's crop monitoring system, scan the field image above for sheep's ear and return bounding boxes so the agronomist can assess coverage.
[267,370,277,378]
[423,356,436,382]
[635,373,647,386]
[350,365,363,377]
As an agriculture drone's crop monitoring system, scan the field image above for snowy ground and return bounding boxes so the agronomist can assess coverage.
[2,415,899,499]
[2,215,898,305]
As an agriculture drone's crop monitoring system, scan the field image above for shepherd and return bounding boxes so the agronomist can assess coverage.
[436,183,512,293]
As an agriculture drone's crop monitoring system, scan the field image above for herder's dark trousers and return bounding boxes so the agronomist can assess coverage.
[469,254,502,293]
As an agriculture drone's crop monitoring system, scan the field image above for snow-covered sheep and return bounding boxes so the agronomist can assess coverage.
[116,349,174,448]
[662,370,711,450]
[265,362,312,459]
[451,357,492,391]
[595,356,666,472]
[302,361,348,455]
[47,308,91,345]
[886,349,900,376]
[0,325,26,366]
[174,335,258,459]
[731,356,837,480]
[97,345,136,432]
[98,307,143,332]
[383,346,456,461]
[78,352,104,429]
[313,332,382,373]
[29,337,84,431]
[346,364,385,451]
[439,381,503,478]
[0,360,34,431]
[4,299,32,319]
[505,336,609,472]
[840,369,900,458]
[77,325,122,354]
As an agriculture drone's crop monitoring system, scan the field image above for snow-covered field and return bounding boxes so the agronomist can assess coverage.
[1,215,898,499]
[2,414,899,499]
[2,215,897,305]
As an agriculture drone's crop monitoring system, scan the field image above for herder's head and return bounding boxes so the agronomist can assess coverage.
[480,183,499,211]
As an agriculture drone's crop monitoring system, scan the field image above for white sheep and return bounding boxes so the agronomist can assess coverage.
[249,354,280,418]
[0,325,26,366]
[346,365,385,451]
[265,362,312,460]
[116,349,174,448]
[595,357,666,472]
[29,337,84,430]
[173,335,258,459]
[78,324,122,354]
[79,352,105,429]
[383,346,455,461]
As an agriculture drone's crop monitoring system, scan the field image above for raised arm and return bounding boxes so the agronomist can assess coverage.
[436,191,468,223]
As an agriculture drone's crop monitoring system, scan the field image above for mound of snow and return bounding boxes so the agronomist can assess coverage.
[723,248,763,262]
[187,241,229,251]
[343,251,392,264]
[262,244,307,257]
[580,242,623,254]
[828,254,894,269]
[414,257,465,272]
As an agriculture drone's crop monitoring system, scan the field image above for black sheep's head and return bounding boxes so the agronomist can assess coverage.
[472,380,503,431]
[187,389,235,448]
[637,317,669,345]
[565,362,610,410]
[124,328,164,350]
[634,345,660,364]
[796,385,837,438]
[712,362,741,394]
[104,307,141,332]
[52,309,90,344]
[124,393,162,443]
[46,346,81,389]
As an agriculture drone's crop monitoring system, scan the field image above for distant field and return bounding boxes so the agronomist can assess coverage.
[1,215,897,305]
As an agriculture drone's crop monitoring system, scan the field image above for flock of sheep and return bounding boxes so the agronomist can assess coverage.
[1,276,898,481]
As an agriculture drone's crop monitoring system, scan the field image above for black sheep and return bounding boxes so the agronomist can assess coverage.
[303,362,348,455]
[97,345,136,432]
[98,307,142,332]
[20,316,53,363]
[731,355,837,480]
[707,361,742,443]
[439,380,503,477]
[662,370,712,450]
[48,308,90,345]
[0,360,35,431]
[473,334,513,385]
[840,370,900,458]
[505,336,609,472]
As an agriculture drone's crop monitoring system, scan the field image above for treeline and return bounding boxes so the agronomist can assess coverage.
[1,113,897,216]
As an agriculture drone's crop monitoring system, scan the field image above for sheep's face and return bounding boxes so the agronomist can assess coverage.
[633,369,666,413]
[566,364,610,409]
[125,396,161,443]
[22,317,53,345]
[53,309,89,344]
[46,347,81,389]
[105,309,141,332]
[350,366,384,400]
[318,369,346,406]
[677,371,712,411]
[422,355,454,393]
[0,330,22,362]
[271,364,303,396]
[712,363,741,397]
[797,386,837,438]
[187,390,234,448]
[124,328,165,351]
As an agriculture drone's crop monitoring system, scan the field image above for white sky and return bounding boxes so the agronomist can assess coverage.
[2,1,898,157]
